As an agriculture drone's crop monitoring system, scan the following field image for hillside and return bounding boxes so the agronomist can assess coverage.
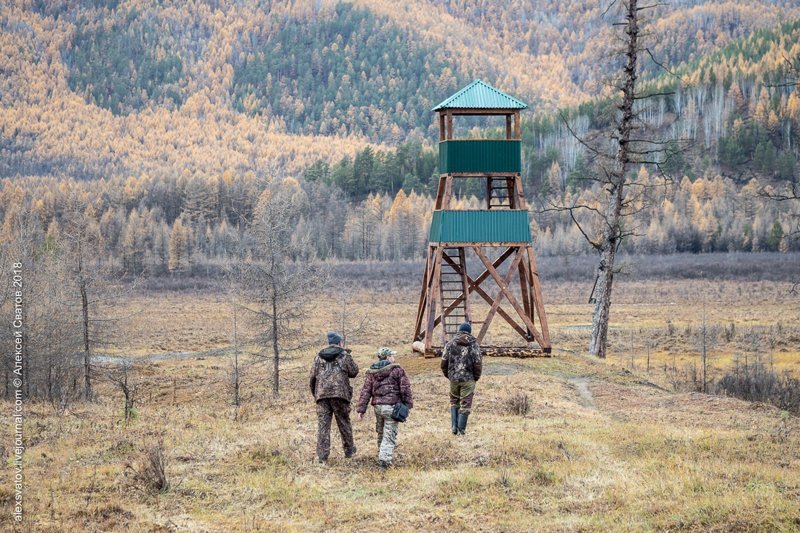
[2,0,800,182]
[2,0,800,275]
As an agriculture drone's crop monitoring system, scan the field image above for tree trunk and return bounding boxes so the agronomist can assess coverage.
[589,0,639,358]
[81,278,91,399]
[47,354,53,402]
[701,300,708,393]
[232,306,240,407]
[271,278,280,398]
[79,243,92,401]
[589,209,621,358]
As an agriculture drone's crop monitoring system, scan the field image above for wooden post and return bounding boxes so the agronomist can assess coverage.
[513,174,526,208]
[506,114,512,139]
[424,247,444,354]
[439,252,448,346]
[526,246,551,350]
[434,175,446,209]
[439,112,445,142]
[514,110,521,139]
[413,246,434,340]
[442,176,454,209]
[446,111,453,140]
[517,252,532,336]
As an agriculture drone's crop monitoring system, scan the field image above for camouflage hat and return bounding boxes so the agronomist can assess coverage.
[376,347,397,360]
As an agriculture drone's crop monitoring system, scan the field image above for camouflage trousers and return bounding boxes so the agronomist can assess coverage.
[449,380,476,414]
[316,398,355,461]
[374,404,399,464]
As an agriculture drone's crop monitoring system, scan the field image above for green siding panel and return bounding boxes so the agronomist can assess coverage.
[429,210,531,243]
[440,140,521,173]
[433,80,528,110]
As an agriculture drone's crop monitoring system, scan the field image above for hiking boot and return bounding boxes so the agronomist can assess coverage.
[457,412,469,435]
[377,459,391,469]
[314,456,328,465]
[345,446,357,459]
[450,406,459,435]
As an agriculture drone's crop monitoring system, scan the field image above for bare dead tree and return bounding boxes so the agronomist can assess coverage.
[58,193,137,402]
[545,0,686,357]
[333,282,372,348]
[102,359,142,425]
[580,0,642,358]
[60,196,104,401]
[0,205,85,402]
[236,185,325,397]
[223,265,247,410]
[761,56,800,291]
[695,292,719,394]
[231,301,241,408]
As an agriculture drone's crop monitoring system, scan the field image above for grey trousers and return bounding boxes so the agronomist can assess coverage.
[374,404,399,463]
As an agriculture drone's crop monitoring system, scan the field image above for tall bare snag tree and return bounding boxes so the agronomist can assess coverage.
[588,0,641,357]
[555,0,676,357]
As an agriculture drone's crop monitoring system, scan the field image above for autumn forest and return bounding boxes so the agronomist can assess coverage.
[3,1,800,530]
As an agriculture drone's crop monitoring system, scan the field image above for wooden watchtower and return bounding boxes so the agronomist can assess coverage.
[413,80,551,357]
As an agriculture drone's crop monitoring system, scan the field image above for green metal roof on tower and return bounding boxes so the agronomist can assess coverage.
[432,79,528,111]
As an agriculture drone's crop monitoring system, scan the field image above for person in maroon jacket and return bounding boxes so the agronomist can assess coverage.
[356,347,413,468]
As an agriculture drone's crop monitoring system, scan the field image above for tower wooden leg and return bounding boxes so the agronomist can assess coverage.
[424,247,444,355]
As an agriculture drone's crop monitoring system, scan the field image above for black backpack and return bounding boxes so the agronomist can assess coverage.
[391,402,410,422]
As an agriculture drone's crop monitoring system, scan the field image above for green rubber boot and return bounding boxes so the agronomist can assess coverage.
[457,412,469,435]
[450,406,459,434]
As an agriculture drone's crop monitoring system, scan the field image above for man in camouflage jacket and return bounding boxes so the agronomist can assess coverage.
[309,331,359,463]
[441,322,483,435]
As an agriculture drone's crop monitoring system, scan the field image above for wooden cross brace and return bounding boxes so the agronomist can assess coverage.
[472,247,545,347]
[430,246,546,347]
[433,247,513,328]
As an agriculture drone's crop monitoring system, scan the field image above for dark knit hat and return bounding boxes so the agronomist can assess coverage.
[458,322,472,334]
[327,331,343,345]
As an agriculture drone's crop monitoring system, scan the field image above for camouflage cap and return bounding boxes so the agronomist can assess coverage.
[376,347,397,360]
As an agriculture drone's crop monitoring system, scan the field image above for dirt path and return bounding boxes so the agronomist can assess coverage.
[569,377,596,409]
[94,347,234,365]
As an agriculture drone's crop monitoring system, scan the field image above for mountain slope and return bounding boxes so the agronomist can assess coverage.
[2,0,799,183]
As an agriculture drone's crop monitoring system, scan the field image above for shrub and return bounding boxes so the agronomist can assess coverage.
[505,392,530,416]
[127,440,170,494]
[715,362,800,414]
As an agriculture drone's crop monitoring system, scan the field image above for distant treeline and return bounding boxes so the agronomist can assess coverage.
[1,170,797,278]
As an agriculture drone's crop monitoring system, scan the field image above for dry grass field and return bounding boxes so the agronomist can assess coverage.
[2,265,799,531]
[107,274,800,382]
